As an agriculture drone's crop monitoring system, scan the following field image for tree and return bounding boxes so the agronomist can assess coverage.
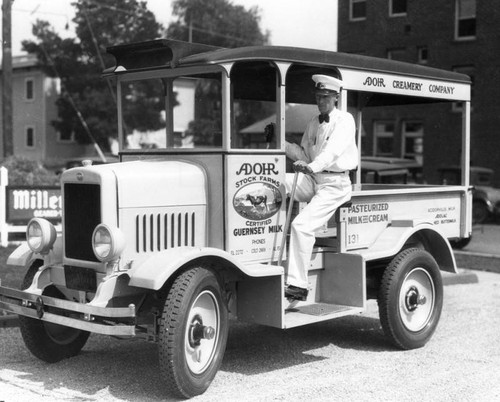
[22,0,163,152]
[167,0,269,47]
[22,0,269,152]
[167,0,271,146]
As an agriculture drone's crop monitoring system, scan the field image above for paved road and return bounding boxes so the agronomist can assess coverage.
[1,269,499,401]
[460,224,500,256]
[453,224,500,274]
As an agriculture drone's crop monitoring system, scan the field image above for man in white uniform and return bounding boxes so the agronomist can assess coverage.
[284,74,358,301]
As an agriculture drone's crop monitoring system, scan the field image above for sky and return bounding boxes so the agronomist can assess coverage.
[5,0,338,56]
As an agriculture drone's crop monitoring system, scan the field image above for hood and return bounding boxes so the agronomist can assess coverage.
[62,160,207,208]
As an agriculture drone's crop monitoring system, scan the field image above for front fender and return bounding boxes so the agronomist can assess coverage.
[7,235,63,268]
[7,242,33,267]
[357,222,457,273]
[127,247,282,290]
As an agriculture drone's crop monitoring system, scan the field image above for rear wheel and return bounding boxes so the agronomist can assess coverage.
[378,248,443,350]
[159,267,228,398]
[472,201,489,224]
[18,261,90,363]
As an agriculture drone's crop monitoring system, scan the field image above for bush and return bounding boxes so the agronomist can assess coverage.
[1,156,59,186]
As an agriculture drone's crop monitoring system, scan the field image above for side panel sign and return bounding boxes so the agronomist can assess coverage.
[226,155,286,262]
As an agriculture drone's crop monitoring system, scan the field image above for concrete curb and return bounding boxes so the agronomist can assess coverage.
[442,269,479,286]
[454,251,500,274]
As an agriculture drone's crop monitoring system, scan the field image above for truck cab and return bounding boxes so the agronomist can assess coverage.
[0,39,472,398]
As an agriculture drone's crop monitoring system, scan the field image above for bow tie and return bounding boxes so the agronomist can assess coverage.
[319,114,330,123]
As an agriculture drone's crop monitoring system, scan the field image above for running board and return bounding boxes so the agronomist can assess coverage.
[284,302,363,328]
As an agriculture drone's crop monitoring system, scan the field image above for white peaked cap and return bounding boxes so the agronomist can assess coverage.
[312,74,343,94]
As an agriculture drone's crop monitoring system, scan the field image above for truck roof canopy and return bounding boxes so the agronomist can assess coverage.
[105,39,471,103]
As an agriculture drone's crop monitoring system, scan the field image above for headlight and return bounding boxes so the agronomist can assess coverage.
[26,218,57,254]
[92,224,125,262]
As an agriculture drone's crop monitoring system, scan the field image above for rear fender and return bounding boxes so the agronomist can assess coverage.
[127,247,276,290]
[359,222,457,273]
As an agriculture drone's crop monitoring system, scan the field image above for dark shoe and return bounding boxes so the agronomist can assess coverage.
[285,285,308,301]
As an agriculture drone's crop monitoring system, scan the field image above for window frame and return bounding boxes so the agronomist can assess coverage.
[401,120,424,159]
[389,0,408,17]
[25,126,35,148]
[455,0,476,41]
[417,46,429,64]
[349,0,367,21]
[117,66,225,151]
[387,48,407,61]
[24,78,35,101]
[373,120,395,157]
[57,130,75,143]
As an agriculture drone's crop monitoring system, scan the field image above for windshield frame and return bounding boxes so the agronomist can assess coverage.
[116,65,230,153]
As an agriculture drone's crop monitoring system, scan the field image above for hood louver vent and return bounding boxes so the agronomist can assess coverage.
[135,212,196,253]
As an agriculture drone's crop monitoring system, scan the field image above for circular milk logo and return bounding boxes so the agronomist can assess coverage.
[233,182,282,221]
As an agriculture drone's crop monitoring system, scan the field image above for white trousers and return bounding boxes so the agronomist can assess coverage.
[285,172,352,289]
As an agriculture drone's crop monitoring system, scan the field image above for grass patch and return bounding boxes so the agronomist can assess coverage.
[0,245,26,288]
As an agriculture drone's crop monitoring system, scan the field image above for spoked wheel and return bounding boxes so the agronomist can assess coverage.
[18,261,90,363]
[378,248,443,350]
[159,267,228,398]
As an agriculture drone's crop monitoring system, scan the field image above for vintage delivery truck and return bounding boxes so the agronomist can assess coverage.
[0,39,472,398]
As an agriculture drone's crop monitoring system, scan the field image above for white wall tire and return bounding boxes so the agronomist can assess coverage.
[159,267,228,398]
[378,248,443,350]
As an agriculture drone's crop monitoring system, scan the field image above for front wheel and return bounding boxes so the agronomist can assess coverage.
[378,248,443,350]
[159,267,229,398]
[18,261,90,363]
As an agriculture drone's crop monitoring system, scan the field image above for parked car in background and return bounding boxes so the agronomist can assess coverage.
[439,166,500,224]
[360,156,423,184]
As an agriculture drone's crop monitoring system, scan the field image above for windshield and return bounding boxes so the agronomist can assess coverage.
[120,72,223,149]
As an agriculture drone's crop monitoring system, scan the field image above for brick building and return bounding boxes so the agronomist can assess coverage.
[0,54,89,169]
[338,0,500,185]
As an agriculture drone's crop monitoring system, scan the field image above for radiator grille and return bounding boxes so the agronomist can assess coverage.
[135,212,196,253]
[64,183,101,262]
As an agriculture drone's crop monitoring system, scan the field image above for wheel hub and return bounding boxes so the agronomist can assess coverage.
[405,286,427,311]
[189,315,215,347]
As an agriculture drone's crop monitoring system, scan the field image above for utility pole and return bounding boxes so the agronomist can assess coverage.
[2,0,14,158]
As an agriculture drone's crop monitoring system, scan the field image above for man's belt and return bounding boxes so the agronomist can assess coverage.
[321,170,349,174]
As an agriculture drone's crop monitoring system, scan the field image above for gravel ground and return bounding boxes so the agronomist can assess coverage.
[0,270,499,401]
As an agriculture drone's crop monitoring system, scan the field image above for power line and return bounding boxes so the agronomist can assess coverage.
[12,8,69,18]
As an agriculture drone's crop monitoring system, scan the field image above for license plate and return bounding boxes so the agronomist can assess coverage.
[64,266,97,292]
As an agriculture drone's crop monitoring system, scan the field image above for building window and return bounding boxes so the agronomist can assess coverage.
[374,121,394,156]
[452,65,474,112]
[402,121,424,163]
[25,126,35,148]
[58,130,75,143]
[417,46,428,64]
[389,0,407,17]
[455,0,476,40]
[25,78,34,101]
[350,0,366,21]
[387,48,407,61]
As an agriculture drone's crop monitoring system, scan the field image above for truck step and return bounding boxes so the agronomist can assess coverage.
[284,302,363,328]
[288,302,351,316]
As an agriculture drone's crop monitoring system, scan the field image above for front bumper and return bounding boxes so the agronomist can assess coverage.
[0,284,136,336]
